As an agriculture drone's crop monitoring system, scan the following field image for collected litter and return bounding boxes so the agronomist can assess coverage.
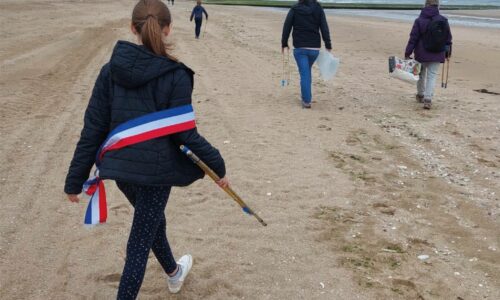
[388,56,421,84]
[316,50,340,81]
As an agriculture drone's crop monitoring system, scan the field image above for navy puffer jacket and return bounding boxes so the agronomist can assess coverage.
[64,41,225,194]
[281,0,332,50]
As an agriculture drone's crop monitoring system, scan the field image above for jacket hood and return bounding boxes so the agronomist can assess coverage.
[109,41,183,89]
[420,6,440,18]
[293,1,316,15]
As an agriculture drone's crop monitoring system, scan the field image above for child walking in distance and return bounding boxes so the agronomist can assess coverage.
[405,0,452,109]
[190,0,208,39]
[64,1,228,299]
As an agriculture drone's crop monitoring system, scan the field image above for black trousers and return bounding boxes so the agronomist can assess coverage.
[195,18,203,38]
[116,182,178,300]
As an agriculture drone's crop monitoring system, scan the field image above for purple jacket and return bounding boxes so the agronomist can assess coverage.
[405,6,452,63]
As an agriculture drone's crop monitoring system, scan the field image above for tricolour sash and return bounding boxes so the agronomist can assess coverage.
[83,104,196,226]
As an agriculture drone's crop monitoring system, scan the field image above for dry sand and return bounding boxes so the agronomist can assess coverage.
[0,1,499,299]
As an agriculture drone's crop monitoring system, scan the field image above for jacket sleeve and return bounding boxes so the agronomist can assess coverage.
[168,69,226,178]
[190,8,195,21]
[203,7,208,19]
[64,65,111,194]
[281,9,294,48]
[319,6,332,50]
[405,19,420,57]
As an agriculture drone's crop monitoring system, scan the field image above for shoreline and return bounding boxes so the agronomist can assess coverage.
[205,0,500,10]
[247,5,500,28]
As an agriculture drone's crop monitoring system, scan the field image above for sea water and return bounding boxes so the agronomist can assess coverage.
[320,1,500,29]
[267,1,500,28]
[325,9,500,29]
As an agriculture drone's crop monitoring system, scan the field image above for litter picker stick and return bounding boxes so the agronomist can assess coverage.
[445,58,450,88]
[286,48,291,84]
[180,145,267,227]
[281,50,286,86]
[441,60,446,88]
[203,19,208,37]
[281,48,290,87]
[442,58,450,88]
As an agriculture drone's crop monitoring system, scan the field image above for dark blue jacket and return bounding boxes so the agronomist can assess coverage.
[281,1,332,50]
[64,41,225,194]
[190,5,208,21]
[405,6,452,63]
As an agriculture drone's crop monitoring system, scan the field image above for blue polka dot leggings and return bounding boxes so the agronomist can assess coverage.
[116,182,178,300]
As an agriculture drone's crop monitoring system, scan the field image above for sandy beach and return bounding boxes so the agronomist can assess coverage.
[0,1,499,299]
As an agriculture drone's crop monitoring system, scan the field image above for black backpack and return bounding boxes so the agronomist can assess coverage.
[423,17,449,53]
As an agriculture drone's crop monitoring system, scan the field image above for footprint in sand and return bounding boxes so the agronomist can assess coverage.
[97,273,121,286]
[317,124,332,131]
[392,278,417,289]
[190,196,209,205]
[373,202,396,216]
[139,286,164,295]
[110,203,129,215]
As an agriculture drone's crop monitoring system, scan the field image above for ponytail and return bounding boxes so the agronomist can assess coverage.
[141,15,167,57]
[132,0,175,60]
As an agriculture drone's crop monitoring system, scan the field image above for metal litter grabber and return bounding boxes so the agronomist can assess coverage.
[203,19,208,38]
[180,145,267,227]
[442,58,450,88]
[281,48,290,87]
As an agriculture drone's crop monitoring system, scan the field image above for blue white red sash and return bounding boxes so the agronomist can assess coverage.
[83,104,196,226]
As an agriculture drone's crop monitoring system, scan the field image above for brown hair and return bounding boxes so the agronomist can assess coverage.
[132,0,173,58]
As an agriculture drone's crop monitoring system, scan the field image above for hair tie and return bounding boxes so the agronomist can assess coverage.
[146,14,156,19]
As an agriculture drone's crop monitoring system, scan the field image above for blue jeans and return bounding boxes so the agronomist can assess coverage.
[293,48,320,103]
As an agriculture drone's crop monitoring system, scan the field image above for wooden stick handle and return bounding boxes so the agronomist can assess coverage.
[180,145,267,226]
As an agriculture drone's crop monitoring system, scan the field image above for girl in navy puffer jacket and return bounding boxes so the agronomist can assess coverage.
[64,1,227,298]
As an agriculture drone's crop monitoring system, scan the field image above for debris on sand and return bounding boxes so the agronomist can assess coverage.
[417,255,429,261]
[474,88,500,95]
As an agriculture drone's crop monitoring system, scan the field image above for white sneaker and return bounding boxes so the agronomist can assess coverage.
[168,254,193,293]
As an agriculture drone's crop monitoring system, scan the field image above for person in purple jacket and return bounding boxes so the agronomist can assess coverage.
[405,0,452,109]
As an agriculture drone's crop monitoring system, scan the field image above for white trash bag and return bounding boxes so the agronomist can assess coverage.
[316,51,340,81]
[388,56,421,84]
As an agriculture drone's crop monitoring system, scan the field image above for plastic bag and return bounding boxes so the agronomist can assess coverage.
[316,51,340,81]
[388,56,421,84]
